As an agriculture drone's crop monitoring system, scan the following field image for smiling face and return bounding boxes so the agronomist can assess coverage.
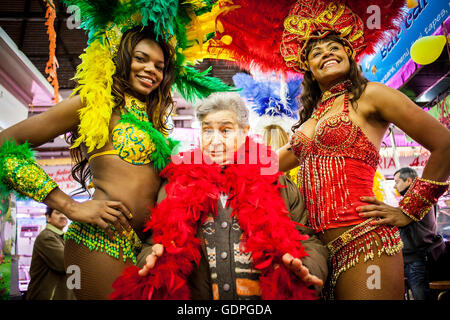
[201,110,249,165]
[128,39,165,98]
[306,39,351,90]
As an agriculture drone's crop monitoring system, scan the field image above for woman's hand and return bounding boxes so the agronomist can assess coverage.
[282,253,323,287]
[138,244,164,276]
[357,196,413,227]
[67,200,133,239]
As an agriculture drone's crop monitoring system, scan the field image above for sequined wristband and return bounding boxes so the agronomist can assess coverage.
[399,178,449,221]
[0,139,58,202]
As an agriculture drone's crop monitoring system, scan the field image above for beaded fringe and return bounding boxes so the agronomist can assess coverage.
[300,155,349,230]
[64,222,142,264]
[325,218,403,300]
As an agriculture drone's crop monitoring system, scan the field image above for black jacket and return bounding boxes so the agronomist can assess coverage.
[399,206,445,264]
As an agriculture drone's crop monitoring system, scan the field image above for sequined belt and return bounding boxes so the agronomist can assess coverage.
[64,221,142,265]
[325,218,403,299]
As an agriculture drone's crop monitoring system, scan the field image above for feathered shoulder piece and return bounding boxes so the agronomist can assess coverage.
[63,0,235,152]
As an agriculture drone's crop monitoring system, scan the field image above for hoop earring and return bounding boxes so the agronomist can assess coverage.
[344,46,353,58]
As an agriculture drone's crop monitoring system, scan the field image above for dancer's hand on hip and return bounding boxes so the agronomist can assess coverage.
[67,200,133,240]
[138,244,164,277]
[282,253,323,287]
[357,196,413,227]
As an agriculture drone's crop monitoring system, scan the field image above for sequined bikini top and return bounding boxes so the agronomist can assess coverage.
[291,81,379,167]
[290,81,380,231]
[88,94,178,170]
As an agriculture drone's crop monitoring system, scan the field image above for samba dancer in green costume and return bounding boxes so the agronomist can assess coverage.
[0,0,234,299]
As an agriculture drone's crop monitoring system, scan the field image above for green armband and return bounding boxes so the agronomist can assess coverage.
[0,139,58,202]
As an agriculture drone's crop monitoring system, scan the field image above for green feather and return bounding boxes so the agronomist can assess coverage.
[138,0,178,40]
[118,113,180,171]
[62,0,123,42]
[0,139,35,200]
[174,65,238,103]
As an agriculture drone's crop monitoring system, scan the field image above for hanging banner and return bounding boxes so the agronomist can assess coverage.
[361,0,449,87]
[377,153,429,176]
[43,165,85,196]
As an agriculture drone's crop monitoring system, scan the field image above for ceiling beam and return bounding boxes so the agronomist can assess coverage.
[0,12,70,21]
[57,1,78,71]
[18,0,32,50]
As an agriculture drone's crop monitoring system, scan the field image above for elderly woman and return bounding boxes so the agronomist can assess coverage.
[111,92,329,300]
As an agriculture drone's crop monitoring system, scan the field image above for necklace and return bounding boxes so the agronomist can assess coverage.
[124,94,149,122]
[311,80,351,120]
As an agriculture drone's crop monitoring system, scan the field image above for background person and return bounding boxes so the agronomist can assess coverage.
[394,167,447,300]
[26,207,76,300]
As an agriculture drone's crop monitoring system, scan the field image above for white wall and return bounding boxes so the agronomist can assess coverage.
[0,84,28,129]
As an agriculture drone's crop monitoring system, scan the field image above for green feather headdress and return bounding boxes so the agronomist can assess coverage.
[63,0,235,152]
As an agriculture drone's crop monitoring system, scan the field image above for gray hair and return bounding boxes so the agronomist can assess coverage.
[394,167,418,181]
[195,92,249,127]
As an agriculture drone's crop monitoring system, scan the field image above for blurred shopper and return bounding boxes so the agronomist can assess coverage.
[394,167,446,300]
[26,207,75,300]
[262,124,299,184]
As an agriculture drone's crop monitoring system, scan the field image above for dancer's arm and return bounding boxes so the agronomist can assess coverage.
[277,143,300,172]
[278,120,316,172]
[279,175,327,288]
[368,82,450,182]
[0,96,132,237]
[357,82,450,226]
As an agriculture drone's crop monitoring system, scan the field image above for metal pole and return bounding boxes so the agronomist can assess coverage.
[389,124,401,169]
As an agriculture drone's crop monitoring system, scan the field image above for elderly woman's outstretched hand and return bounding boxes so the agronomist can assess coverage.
[282,253,324,287]
[138,244,164,276]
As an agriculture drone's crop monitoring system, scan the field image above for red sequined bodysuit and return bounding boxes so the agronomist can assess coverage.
[291,81,380,232]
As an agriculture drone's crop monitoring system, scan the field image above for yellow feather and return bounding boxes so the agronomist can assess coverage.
[70,38,116,153]
[180,2,238,62]
[373,170,386,202]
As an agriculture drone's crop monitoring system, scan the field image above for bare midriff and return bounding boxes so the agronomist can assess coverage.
[88,154,161,240]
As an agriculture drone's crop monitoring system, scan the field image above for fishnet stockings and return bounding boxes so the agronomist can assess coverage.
[330,231,405,300]
[64,239,134,300]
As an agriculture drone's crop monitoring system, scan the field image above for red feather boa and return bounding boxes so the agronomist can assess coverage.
[110,139,318,300]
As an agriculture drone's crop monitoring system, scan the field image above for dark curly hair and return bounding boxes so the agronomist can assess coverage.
[68,25,176,195]
[292,33,368,132]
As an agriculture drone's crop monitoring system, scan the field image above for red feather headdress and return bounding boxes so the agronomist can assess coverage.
[209,0,406,73]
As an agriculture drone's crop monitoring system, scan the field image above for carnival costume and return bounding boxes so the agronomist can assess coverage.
[111,138,319,300]
[0,0,237,265]
[290,80,404,297]
[177,0,449,298]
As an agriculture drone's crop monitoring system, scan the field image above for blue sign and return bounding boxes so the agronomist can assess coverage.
[361,0,449,84]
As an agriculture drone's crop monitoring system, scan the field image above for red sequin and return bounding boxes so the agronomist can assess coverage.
[291,81,380,232]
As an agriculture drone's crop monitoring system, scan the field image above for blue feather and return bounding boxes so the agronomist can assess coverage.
[232,73,302,120]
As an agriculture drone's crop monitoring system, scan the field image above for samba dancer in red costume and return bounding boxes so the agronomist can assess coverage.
[276,4,450,299]
[201,0,450,299]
